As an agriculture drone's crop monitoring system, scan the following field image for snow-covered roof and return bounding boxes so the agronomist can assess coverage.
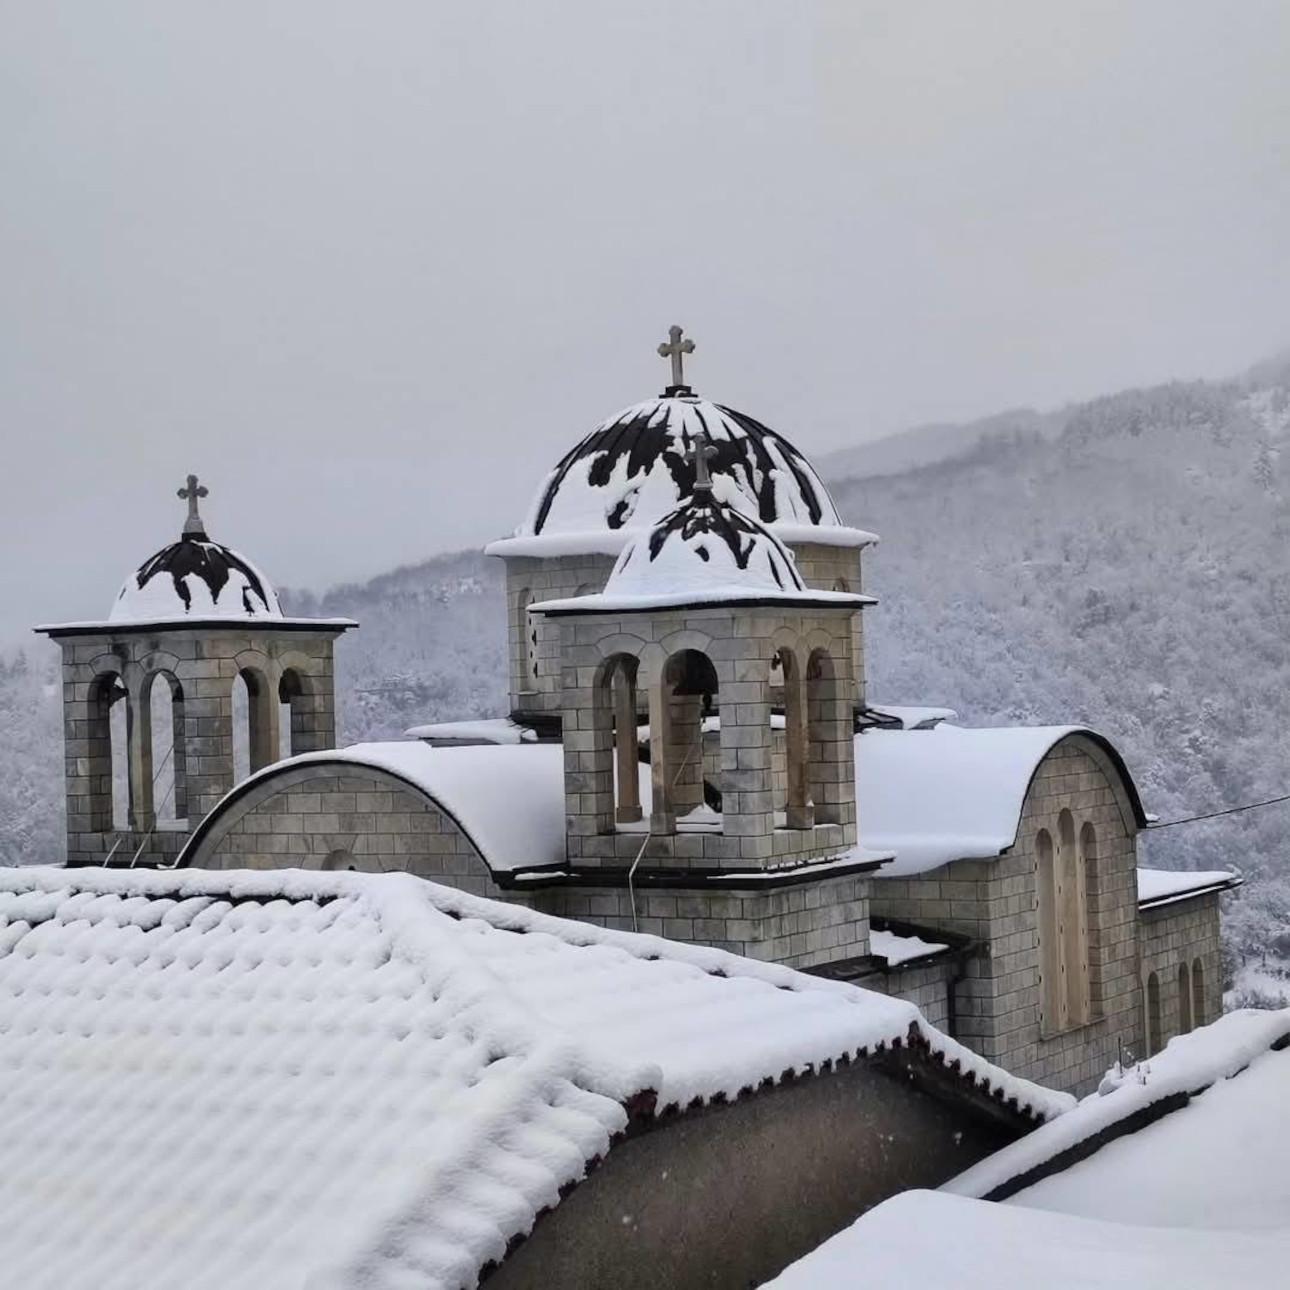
[1136,866,1241,908]
[761,1188,1287,1290]
[0,865,1069,1290]
[487,394,877,559]
[866,703,957,730]
[870,927,951,967]
[531,491,872,616]
[858,724,1146,877]
[770,1009,1290,1289]
[404,717,539,746]
[945,1007,1290,1203]
[200,723,1141,880]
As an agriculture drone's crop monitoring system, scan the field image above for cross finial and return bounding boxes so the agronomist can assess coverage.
[684,429,719,493]
[177,473,209,538]
[657,324,696,394]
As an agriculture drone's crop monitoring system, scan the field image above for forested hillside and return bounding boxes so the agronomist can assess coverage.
[4,358,1288,981]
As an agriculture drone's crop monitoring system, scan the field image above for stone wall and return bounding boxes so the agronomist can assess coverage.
[50,625,341,868]
[553,604,857,869]
[791,541,866,706]
[871,736,1142,1096]
[856,959,956,1033]
[1139,892,1223,1054]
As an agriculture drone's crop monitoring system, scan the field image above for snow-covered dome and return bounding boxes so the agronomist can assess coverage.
[608,490,805,602]
[109,477,282,624]
[494,394,874,557]
[110,536,282,624]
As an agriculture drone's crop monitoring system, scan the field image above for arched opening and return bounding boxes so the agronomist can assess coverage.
[1146,971,1162,1056]
[146,672,188,826]
[278,668,307,761]
[651,648,719,834]
[321,849,356,871]
[806,647,847,826]
[1177,961,1193,1035]
[832,577,850,593]
[232,667,275,783]
[516,588,538,690]
[604,654,642,826]
[1037,827,1061,1033]
[88,671,131,833]
[1192,957,1207,1027]
[1080,821,1101,1017]
[1058,809,1091,1028]
[773,646,810,829]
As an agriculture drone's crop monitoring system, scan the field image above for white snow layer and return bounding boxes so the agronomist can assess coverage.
[108,543,283,623]
[1136,866,1239,905]
[870,928,949,966]
[945,1007,1290,1202]
[0,865,1068,1290]
[403,718,538,745]
[233,723,1125,879]
[760,1189,1290,1290]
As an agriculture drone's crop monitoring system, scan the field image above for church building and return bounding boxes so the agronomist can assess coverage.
[37,329,1239,1097]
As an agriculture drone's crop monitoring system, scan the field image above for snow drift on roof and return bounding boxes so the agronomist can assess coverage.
[1136,866,1240,907]
[0,866,1069,1290]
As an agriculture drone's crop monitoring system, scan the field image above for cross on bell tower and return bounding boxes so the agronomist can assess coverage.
[177,474,209,539]
[657,324,696,395]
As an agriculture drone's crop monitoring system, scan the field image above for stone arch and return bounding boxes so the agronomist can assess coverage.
[1145,971,1162,1056]
[1056,808,1091,1028]
[1192,957,1207,1026]
[1177,960,1193,1035]
[595,652,643,827]
[87,667,131,833]
[232,650,278,779]
[275,662,313,760]
[649,647,720,833]
[772,641,810,829]
[806,645,849,826]
[143,669,188,826]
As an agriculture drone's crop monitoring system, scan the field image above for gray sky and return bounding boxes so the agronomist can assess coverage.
[3,1,1289,647]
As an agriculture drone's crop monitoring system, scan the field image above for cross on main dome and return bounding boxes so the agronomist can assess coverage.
[657,324,696,395]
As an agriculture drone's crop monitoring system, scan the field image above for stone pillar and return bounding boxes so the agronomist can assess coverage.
[647,680,676,835]
[718,649,774,864]
[613,668,642,824]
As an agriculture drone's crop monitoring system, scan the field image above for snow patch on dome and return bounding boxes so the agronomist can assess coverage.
[109,538,282,624]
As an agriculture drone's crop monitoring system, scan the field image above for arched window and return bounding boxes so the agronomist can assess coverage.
[232,667,275,782]
[604,654,641,827]
[1080,821,1101,1017]
[1146,972,1162,1056]
[1038,813,1092,1036]
[147,673,188,826]
[1177,961,1193,1035]
[1192,957,1207,1027]
[88,671,131,832]
[278,668,307,760]
[651,649,718,833]
[774,646,810,829]
[806,647,846,825]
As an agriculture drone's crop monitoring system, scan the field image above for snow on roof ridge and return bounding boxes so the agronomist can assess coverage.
[943,1007,1290,1202]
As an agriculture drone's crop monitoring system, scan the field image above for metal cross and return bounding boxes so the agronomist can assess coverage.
[657,324,695,392]
[177,473,209,537]
[685,429,719,493]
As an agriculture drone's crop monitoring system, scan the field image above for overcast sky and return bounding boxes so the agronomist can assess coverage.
[3,1,1289,647]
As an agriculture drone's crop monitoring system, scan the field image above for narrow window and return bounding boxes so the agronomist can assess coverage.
[1037,829,1065,1032]
[517,588,538,689]
[147,673,188,826]
[1177,961,1193,1035]
[806,648,844,825]
[1192,957,1207,1027]
[1146,972,1162,1056]
[278,669,307,760]
[1080,822,1101,1018]
[1058,810,1091,1027]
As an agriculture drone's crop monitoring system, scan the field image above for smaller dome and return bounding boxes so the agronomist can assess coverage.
[110,537,282,624]
[607,491,805,603]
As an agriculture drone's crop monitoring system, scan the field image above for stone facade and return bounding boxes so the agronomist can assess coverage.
[871,736,1143,1095]
[1139,891,1223,1054]
[551,604,858,869]
[45,624,344,868]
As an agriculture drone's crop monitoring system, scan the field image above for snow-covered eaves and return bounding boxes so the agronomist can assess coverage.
[35,616,357,636]
[865,703,957,730]
[403,717,539,746]
[484,523,879,561]
[1136,866,1242,909]
[944,1007,1290,1203]
[0,865,1071,1290]
[530,585,872,616]
[870,926,953,968]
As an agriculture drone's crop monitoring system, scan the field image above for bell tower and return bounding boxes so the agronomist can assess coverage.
[37,476,356,867]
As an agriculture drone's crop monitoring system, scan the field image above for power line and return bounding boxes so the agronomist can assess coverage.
[1147,792,1290,831]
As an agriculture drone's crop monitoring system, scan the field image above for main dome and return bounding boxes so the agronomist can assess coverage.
[506,395,855,550]
[110,536,282,624]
